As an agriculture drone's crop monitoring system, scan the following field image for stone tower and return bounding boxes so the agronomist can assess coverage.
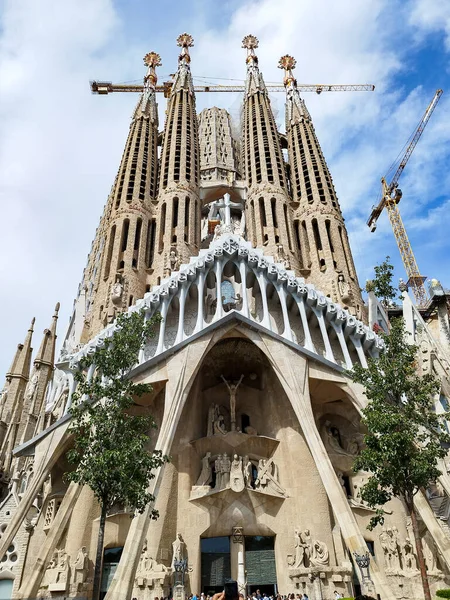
[279,55,364,319]
[241,35,299,272]
[69,52,161,347]
[152,33,200,280]
[0,305,59,477]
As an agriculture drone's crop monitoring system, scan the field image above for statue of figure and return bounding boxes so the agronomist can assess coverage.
[111,279,124,307]
[346,436,359,456]
[221,453,231,488]
[206,403,216,437]
[205,293,217,316]
[230,454,245,493]
[213,410,227,435]
[196,452,212,487]
[73,547,88,584]
[25,369,39,404]
[169,247,179,272]
[293,529,307,568]
[302,529,312,565]
[337,272,351,302]
[325,421,353,456]
[388,527,401,571]
[47,551,58,570]
[379,528,391,569]
[243,456,253,488]
[171,533,186,569]
[422,533,437,572]
[221,374,244,431]
[215,454,223,490]
[255,458,285,495]
[402,537,417,571]
[310,539,329,567]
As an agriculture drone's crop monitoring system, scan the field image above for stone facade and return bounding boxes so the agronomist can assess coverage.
[0,32,449,600]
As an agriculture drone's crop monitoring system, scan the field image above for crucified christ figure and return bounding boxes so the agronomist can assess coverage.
[221,374,244,431]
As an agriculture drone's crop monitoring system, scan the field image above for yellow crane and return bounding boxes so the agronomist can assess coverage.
[367,89,443,307]
[90,80,375,97]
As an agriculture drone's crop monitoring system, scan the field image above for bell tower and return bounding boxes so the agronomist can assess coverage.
[280,55,364,318]
[152,34,201,280]
[241,35,299,272]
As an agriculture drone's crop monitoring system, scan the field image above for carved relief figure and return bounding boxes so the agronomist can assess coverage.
[243,455,253,488]
[337,272,351,302]
[255,458,284,495]
[230,454,245,492]
[379,528,392,570]
[25,369,39,404]
[196,452,212,487]
[221,453,231,488]
[402,537,417,572]
[73,547,88,584]
[215,454,223,490]
[169,246,179,272]
[310,539,329,567]
[293,529,307,568]
[422,533,437,573]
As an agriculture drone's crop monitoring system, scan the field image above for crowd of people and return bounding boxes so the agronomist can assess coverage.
[184,588,349,600]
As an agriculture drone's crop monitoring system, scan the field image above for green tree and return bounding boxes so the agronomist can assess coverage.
[365,256,396,306]
[350,318,450,600]
[65,310,167,600]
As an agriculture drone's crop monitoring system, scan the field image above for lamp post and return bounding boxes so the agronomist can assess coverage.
[353,551,376,596]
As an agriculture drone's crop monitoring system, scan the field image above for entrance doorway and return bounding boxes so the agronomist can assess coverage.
[245,536,277,595]
[100,547,123,600]
[201,536,231,595]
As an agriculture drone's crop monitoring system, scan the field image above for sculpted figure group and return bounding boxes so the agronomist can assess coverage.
[289,528,329,569]
[195,452,284,496]
[379,527,423,573]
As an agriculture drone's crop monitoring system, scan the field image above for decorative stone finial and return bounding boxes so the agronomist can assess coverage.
[54,302,60,314]
[30,317,36,330]
[242,34,259,65]
[143,51,162,89]
[278,54,297,88]
[177,33,194,65]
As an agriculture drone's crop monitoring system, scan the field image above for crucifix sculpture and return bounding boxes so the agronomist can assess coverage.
[221,374,244,431]
[208,193,245,237]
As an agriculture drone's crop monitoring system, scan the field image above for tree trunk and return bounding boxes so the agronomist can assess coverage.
[92,503,107,600]
[408,500,431,600]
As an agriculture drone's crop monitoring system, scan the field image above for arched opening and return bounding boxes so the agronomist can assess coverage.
[204,269,217,325]
[266,283,283,335]
[184,283,198,337]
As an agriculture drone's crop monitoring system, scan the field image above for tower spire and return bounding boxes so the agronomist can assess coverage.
[153,33,200,279]
[66,52,161,348]
[241,36,299,272]
[280,55,364,318]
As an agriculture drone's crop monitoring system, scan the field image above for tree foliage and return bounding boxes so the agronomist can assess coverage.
[365,256,396,306]
[350,317,449,528]
[65,309,167,514]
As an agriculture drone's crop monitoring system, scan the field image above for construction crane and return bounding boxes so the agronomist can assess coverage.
[367,89,443,307]
[90,80,375,97]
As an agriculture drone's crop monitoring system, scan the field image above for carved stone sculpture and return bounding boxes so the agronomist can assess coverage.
[243,455,253,488]
[230,454,245,492]
[310,539,329,567]
[402,537,417,572]
[171,533,186,570]
[196,452,212,487]
[255,458,285,495]
[25,369,39,404]
[73,546,88,584]
[215,454,223,490]
[43,549,70,592]
[221,453,231,488]
[337,272,351,303]
[422,532,438,573]
[221,374,244,431]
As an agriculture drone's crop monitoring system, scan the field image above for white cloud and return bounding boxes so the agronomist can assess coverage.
[0,0,450,377]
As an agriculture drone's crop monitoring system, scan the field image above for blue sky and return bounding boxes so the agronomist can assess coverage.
[0,0,449,377]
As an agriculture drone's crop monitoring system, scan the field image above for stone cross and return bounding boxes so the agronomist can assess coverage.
[213,193,243,227]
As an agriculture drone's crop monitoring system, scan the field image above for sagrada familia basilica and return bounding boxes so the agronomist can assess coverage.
[0,33,450,600]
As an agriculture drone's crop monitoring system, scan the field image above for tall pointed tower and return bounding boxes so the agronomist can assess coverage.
[279,55,364,318]
[152,33,201,280]
[241,36,299,271]
[66,52,162,348]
